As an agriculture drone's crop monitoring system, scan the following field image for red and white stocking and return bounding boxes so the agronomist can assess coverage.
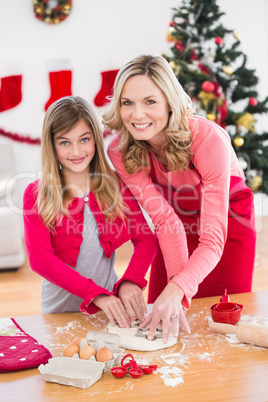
[94,69,119,107]
[0,75,22,112]
[45,69,72,111]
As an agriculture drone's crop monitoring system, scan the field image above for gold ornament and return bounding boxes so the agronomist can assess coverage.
[223,65,233,75]
[233,31,241,40]
[169,61,180,75]
[198,91,217,109]
[237,113,256,132]
[250,175,262,192]
[233,137,244,147]
[165,30,175,42]
[207,113,216,121]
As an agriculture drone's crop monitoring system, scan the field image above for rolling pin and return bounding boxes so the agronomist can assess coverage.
[209,321,268,348]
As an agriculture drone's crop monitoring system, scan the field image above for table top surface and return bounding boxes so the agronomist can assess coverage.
[1,291,268,402]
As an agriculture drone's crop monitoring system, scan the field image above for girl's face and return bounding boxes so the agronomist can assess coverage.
[54,119,95,179]
[120,75,170,147]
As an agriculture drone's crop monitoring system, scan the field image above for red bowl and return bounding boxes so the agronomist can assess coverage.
[210,303,243,325]
[214,302,238,311]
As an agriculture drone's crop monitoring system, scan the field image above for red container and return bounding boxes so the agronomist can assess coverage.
[210,303,243,325]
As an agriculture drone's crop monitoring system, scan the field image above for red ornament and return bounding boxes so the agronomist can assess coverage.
[198,63,211,75]
[190,49,198,61]
[169,20,175,27]
[201,81,215,93]
[249,97,258,106]
[214,37,223,45]
[175,41,184,51]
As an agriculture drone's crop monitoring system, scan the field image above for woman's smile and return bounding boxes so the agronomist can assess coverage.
[120,75,169,147]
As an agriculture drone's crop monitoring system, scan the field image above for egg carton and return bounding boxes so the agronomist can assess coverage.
[61,331,123,373]
[38,357,105,389]
[85,330,123,372]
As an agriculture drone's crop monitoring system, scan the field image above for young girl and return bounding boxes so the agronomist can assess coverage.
[103,54,256,342]
[23,96,156,327]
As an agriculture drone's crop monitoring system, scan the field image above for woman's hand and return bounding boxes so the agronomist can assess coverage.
[139,282,191,343]
[118,281,147,322]
[93,294,131,328]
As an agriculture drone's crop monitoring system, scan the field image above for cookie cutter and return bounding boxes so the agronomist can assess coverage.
[114,319,163,341]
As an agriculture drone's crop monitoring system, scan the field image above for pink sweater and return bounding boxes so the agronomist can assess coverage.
[108,116,245,308]
[23,180,156,314]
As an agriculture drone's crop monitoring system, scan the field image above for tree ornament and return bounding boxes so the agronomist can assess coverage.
[165,29,175,42]
[207,113,216,121]
[222,65,233,75]
[250,175,262,192]
[249,97,258,106]
[201,81,215,93]
[233,137,244,147]
[233,31,241,40]
[169,20,175,27]
[237,113,256,132]
[198,91,217,109]
[33,0,72,25]
[214,37,223,45]
[175,41,184,51]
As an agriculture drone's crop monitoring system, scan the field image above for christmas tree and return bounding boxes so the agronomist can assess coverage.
[163,0,268,194]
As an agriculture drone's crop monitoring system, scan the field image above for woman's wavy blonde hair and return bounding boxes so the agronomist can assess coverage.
[37,96,128,229]
[102,54,195,173]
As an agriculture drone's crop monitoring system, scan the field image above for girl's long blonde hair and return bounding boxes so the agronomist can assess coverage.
[102,54,195,174]
[37,96,128,229]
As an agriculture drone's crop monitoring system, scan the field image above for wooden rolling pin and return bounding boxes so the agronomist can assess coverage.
[209,321,268,348]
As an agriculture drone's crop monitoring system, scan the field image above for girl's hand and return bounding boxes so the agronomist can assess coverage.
[118,281,147,322]
[139,282,191,343]
[93,294,131,328]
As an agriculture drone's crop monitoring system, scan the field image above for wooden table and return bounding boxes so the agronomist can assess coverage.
[1,291,268,402]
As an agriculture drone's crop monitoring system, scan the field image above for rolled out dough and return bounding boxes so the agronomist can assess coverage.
[107,323,177,351]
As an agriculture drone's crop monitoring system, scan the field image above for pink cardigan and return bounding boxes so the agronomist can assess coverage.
[108,115,245,308]
[23,180,157,314]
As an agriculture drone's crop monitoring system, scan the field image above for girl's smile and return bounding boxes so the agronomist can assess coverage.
[54,119,95,190]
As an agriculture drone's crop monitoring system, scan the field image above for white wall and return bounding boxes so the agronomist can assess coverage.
[0,0,267,213]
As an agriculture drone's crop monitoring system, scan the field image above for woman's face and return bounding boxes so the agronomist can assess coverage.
[120,75,170,147]
[53,119,95,179]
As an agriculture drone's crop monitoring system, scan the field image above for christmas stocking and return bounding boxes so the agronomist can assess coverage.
[94,69,119,107]
[0,75,22,112]
[45,70,72,111]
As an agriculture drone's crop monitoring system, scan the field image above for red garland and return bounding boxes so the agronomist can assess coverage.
[0,128,41,145]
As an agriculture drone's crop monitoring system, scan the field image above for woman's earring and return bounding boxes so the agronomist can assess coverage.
[59,163,62,170]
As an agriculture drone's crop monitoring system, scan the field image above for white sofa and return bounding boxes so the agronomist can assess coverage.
[0,144,25,270]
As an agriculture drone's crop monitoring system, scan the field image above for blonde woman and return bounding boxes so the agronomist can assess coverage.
[23,96,156,326]
[103,54,256,342]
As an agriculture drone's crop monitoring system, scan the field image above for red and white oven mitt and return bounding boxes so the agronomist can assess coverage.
[0,318,52,372]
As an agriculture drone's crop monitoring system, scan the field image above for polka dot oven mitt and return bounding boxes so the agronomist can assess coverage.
[0,318,52,372]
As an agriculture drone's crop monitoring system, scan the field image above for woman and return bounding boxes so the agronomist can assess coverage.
[103,54,256,342]
[23,96,156,327]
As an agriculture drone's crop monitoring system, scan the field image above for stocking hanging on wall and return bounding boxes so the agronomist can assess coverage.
[45,70,72,111]
[94,69,119,107]
[0,75,22,112]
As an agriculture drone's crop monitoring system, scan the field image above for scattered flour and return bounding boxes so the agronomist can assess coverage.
[157,366,184,387]
[197,352,215,362]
